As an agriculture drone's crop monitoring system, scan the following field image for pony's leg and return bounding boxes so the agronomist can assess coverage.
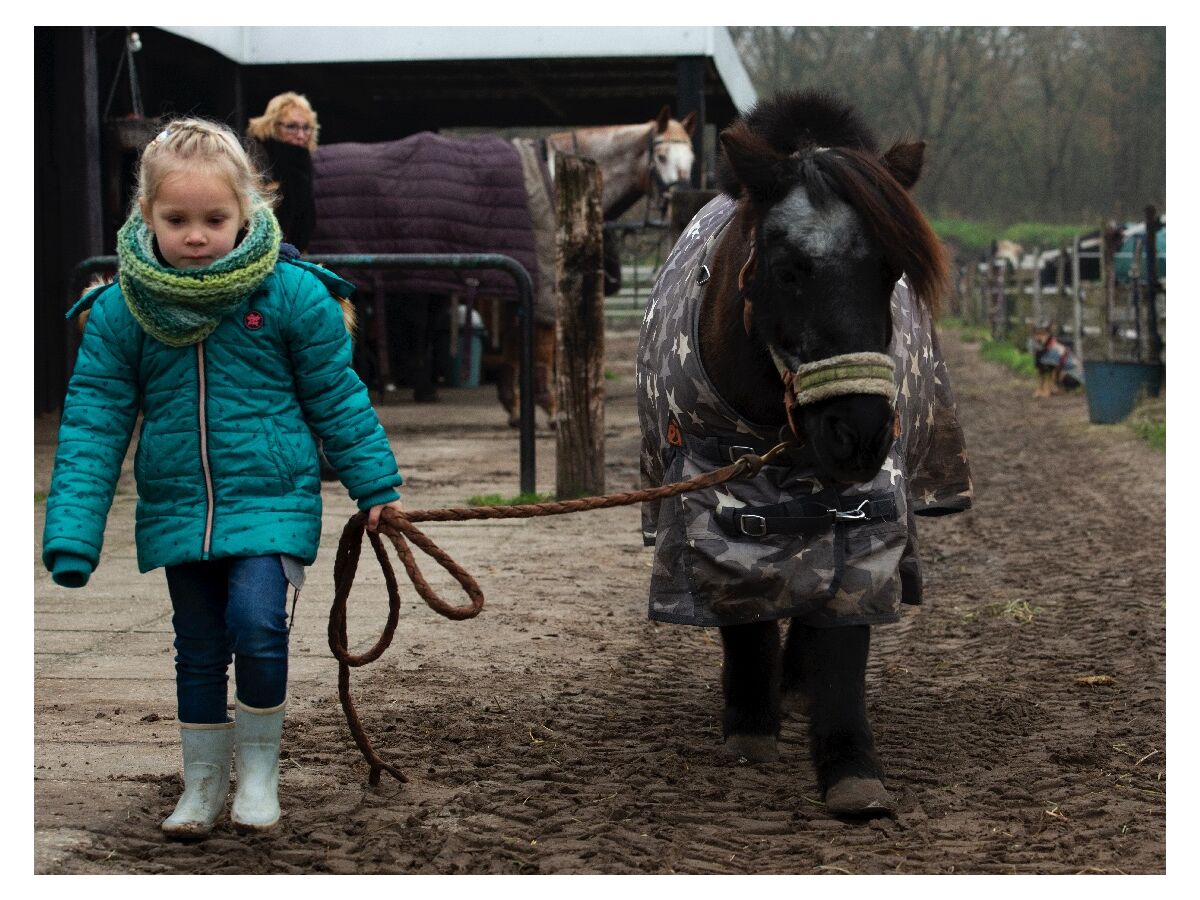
[793,623,893,816]
[394,294,439,402]
[533,322,558,429]
[718,620,781,763]
[496,314,520,427]
[497,364,519,427]
[779,618,811,719]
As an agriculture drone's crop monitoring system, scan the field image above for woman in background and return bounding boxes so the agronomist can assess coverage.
[246,92,319,252]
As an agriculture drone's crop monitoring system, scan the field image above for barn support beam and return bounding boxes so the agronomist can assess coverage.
[35,27,105,413]
[676,56,706,187]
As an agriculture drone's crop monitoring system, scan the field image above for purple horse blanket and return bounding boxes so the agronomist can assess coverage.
[308,132,542,302]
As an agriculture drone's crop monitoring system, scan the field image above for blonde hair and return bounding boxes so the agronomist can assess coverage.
[136,118,270,223]
[247,92,321,152]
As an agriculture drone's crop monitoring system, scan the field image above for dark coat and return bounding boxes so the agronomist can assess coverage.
[254,138,317,252]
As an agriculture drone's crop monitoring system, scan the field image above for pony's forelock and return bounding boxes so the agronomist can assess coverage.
[813,148,948,314]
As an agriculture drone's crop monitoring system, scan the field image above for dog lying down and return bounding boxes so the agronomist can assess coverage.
[1031,325,1084,398]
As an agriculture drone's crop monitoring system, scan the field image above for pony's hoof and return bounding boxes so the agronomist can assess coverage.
[721,734,780,763]
[780,689,811,719]
[824,777,894,817]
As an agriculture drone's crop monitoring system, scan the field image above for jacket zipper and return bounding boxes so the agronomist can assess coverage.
[197,343,215,557]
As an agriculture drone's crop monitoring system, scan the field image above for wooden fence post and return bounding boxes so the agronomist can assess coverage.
[554,154,606,498]
[976,259,986,326]
[991,249,1007,341]
[1014,253,1028,337]
[1072,234,1084,366]
[1031,245,1042,327]
[1129,235,1144,362]
[1056,241,1067,331]
[1144,205,1164,366]
[1101,221,1118,360]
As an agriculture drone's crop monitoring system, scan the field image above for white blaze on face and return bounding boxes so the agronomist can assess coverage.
[657,140,695,185]
[765,187,872,262]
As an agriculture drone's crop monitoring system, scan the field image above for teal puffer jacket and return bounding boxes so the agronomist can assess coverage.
[42,259,402,585]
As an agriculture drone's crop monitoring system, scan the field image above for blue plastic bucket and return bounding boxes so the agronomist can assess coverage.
[445,332,483,388]
[1081,361,1164,424]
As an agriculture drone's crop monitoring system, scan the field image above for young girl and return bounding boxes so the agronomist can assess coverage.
[41,118,404,838]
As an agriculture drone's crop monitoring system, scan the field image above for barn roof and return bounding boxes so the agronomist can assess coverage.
[159,26,757,134]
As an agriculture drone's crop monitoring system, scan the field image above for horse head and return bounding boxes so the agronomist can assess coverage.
[713,91,949,484]
[649,105,697,196]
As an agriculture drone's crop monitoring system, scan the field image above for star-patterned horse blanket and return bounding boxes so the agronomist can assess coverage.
[637,195,973,628]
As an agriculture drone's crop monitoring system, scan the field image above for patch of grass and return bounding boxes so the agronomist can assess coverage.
[35,491,47,504]
[604,369,620,381]
[467,491,555,507]
[941,316,992,344]
[980,339,1037,377]
[932,218,1092,257]
[1001,221,1091,251]
[931,219,1000,255]
[1131,420,1166,451]
[963,599,1042,624]
[1127,397,1166,451]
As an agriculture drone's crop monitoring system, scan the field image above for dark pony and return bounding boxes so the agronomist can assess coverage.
[696,91,951,815]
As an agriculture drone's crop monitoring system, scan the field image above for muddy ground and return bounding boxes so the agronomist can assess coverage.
[33,327,1165,874]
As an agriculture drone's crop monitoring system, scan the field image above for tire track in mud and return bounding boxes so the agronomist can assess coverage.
[44,330,1164,873]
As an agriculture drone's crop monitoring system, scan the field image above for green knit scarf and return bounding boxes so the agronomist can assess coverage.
[117,206,281,347]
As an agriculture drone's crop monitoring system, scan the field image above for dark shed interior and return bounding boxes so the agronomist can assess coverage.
[34,25,751,412]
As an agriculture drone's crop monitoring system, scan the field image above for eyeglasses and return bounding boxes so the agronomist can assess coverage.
[279,122,313,134]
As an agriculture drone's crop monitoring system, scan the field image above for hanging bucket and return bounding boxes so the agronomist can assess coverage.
[1082,361,1165,424]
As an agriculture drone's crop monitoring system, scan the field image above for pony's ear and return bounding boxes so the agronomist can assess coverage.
[655,105,671,132]
[718,127,789,204]
[680,111,697,135]
[881,140,925,190]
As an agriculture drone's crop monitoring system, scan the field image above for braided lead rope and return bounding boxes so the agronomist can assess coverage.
[328,440,796,785]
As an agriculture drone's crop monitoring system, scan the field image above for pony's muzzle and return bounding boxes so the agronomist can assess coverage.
[805,394,896,484]
[777,352,898,485]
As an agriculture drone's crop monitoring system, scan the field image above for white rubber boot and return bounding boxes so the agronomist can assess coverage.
[230,698,286,832]
[161,721,234,838]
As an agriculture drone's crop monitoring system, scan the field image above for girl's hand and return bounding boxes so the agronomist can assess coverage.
[366,498,405,533]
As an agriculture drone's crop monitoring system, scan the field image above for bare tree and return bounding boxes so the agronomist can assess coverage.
[728,26,1165,225]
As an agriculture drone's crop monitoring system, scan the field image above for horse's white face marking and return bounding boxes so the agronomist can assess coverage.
[765,186,871,262]
[654,135,695,187]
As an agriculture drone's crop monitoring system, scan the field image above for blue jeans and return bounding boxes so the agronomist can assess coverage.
[165,556,290,724]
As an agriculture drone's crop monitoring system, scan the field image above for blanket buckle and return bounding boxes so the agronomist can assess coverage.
[739,514,767,537]
[832,499,870,523]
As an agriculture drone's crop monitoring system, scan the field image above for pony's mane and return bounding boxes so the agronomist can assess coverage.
[717,91,948,314]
